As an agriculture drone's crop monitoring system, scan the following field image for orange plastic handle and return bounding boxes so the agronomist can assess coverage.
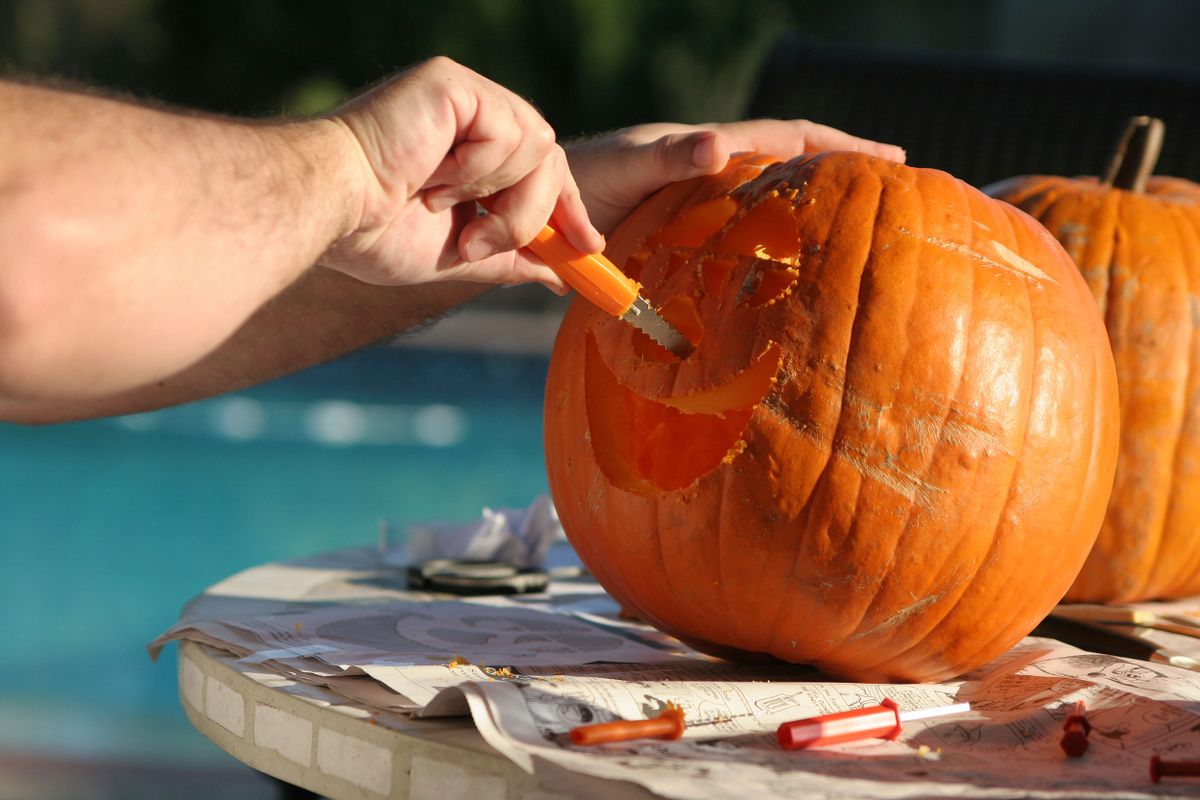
[523,225,640,317]
[570,706,686,746]
[475,198,639,317]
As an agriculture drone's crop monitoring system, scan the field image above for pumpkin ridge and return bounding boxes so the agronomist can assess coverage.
[1012,180,1059,220]
[900,199,1046,677]
[1105,191,1173,598]
[838,176,993,676]
[1080,192,1144,601]
[1085,189,1121,320]
[762,163,887,664]
[814,160,1010,677]
[761,158,873,514]
[972,202,1103,661]
[1102,194,1129,339]
[1159,205,1200,594]
[1141,202,1200,597]
[800,164,929,667]
[954,204,1112,667]
[850,181,1027,680]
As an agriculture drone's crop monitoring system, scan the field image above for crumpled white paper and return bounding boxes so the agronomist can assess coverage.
[399,494,565,569]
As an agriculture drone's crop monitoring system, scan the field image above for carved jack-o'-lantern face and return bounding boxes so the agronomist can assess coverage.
[544,152,1119,682]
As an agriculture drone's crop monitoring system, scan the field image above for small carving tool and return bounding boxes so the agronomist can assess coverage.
[1060,700,1091,757]
[570,703,686,746]
[776,699,970,750]
[1151,754,1200,783]
[480,199,691,357]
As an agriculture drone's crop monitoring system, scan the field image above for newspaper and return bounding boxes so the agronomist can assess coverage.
[150,571,704,708]
[152,549,1200,798]
[430,639,1200,799]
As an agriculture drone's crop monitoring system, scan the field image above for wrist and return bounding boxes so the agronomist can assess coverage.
[272,116,368,248]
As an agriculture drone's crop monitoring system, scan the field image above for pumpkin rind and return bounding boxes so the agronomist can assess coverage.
[988,134,1200,603]
[545,152,1119,682]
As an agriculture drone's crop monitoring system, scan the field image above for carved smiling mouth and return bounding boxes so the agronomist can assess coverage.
[583,333,782,494]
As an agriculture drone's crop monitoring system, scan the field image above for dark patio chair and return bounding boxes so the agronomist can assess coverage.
[747,35,1200,186]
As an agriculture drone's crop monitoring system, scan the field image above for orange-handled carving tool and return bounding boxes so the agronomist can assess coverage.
[479,199,691,356]
[570,704,686,746]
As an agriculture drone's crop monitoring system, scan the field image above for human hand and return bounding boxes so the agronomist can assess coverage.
[321,57,603,292]
[567,119,906,235]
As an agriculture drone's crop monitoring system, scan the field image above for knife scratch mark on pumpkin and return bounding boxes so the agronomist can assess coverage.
[835,444,949,512]
[939,418,1012,458]
[844,593,943,642]
[895,227,1058,285]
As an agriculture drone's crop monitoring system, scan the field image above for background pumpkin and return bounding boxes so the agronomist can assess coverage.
[987,117,1200,604]
[544,152,1120,683]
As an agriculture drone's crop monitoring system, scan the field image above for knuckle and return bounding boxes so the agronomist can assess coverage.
[508,213,545,248]
[651,134,678,172]
[546,144,569,175]
[455,158,492,188]
[422,55,460,74]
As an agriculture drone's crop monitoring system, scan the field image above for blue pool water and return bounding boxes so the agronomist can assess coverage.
[0,344,552,762]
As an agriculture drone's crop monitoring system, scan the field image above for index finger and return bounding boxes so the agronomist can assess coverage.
[614,119,905,164]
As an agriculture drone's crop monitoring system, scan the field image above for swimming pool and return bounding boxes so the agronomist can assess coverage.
[0,344,553,763]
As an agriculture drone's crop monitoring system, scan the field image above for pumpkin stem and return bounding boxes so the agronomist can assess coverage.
[1102,116,1164,193]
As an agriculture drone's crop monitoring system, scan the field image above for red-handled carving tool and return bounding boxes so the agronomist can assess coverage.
[1151,754,1200,783]
[1060,700,1091,757]
[479,199,691,357]
[777,699,970,750]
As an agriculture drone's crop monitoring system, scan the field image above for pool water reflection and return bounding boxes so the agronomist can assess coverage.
[0,345,551,763]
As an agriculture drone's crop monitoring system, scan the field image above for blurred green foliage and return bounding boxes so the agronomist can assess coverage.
[0,0,807,135]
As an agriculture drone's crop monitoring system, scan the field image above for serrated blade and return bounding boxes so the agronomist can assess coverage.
[621,296,693,357]
[478,202,693,358]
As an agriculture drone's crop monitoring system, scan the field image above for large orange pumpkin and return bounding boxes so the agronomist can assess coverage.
[543,152,1120,682]
[987,117,1200,603]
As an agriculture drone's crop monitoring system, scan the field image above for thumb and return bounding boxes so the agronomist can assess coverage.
[635,130,732,188]
[572,129,740,235]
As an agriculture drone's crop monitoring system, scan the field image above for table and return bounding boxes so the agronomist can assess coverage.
[172,546,1200,800]
[172,546,655,800]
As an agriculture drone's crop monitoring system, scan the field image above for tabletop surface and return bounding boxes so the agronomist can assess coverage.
[174,545,656,800]
[170,546,1200,800]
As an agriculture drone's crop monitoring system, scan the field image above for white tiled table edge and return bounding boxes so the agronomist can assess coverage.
[177,640,576,800]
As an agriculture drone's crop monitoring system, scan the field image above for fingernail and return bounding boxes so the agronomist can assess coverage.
[692,133,719,168]
[465,238,497,262]
[425,193,458,213]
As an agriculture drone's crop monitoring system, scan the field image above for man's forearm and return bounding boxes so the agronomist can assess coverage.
[0,80,363,400]
[0,268,488,423]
